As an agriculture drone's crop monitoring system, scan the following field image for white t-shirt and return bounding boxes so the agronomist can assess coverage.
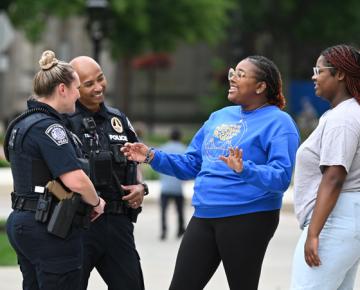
[294,98,360,228]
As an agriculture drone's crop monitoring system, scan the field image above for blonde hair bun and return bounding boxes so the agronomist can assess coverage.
[39,50,59,70]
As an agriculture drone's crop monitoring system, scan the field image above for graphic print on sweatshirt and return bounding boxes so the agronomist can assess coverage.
[204,119,247,162]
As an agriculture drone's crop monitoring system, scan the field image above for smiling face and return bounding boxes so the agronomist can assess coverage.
[227,58,265,107]
[312,55,338,103]
[70,56,107,112]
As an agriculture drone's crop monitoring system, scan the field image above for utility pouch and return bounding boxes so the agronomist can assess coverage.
[47,194,81,239]
[34,186,53,223]
[125,162,137,185]
[89,150,112,187]
[110,144,127,165]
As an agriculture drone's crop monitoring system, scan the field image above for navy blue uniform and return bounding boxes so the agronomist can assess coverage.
[66,101,144,290]
[5,99,85,290]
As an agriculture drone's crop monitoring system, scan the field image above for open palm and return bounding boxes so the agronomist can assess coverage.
[219,147,243,173]
[121,142,149,163]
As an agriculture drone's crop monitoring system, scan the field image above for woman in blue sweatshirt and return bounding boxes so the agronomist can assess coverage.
[122,55,300,290]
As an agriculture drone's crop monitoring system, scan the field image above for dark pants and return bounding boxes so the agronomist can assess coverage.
[6,210,82,290]
[169,210,280,290]
[81,213,144,290]
[160,194,185,238]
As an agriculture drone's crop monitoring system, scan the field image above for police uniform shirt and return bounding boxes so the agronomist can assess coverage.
[24,100,83,179]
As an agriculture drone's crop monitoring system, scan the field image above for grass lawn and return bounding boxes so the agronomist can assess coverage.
[0,220,17,266]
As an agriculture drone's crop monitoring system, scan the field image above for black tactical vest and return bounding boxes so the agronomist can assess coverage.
[5,109,84,199]
[67,105,138,200]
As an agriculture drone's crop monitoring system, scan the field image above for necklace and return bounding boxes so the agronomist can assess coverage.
[242,102,269,113]
[239,103,269,124]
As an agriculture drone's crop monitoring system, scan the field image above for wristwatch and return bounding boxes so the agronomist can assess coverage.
[141,182,149,196]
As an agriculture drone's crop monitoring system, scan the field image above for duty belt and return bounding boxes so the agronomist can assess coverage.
[104,200,128,215]
[11,193,89,228]
[12,195,38,212]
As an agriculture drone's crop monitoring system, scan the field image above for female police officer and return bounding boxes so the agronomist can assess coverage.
[5,50,105,290]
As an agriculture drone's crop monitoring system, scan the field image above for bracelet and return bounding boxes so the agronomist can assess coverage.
[143,147,154,164]
[93,197,101,208]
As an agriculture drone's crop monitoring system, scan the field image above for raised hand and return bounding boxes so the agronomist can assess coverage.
[219,147,243,173]
[121,142,149,163]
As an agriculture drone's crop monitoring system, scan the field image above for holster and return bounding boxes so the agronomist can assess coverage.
[45,180,92,238]
[129,207,142,223]
[47,194,81,239]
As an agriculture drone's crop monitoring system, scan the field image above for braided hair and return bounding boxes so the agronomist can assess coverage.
[247,55,286,110]
[321,44,360,103]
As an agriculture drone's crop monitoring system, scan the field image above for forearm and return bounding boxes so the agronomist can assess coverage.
[151,150,200,180]
[136,165,143,183]
[308,166,346,237]
[239,160,292,192]
[59,169,99,206]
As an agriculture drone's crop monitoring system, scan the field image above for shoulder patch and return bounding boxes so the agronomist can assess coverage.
[111,117,123,133]
[45,124,69,146]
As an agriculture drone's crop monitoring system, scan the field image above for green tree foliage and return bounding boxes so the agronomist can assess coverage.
[5,0,233,117]
[6,0,233,56]
[234,0,360,77]
[7,0,84,42]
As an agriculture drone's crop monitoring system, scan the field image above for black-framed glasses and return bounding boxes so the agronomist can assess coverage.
[228,68,258,80]
[312,66,335,77]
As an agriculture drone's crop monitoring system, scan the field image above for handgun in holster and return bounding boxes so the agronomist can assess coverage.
[45,180,91,238]
[47,193,81,239]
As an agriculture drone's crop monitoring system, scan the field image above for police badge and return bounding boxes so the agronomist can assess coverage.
[111,117,123,133]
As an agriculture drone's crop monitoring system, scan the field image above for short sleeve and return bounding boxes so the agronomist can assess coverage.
[124,116,139,142]
[26,120,82,178]
[320,123,359,173]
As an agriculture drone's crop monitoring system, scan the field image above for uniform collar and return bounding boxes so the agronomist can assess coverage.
[27,98,64,121]
[75,101,108,119]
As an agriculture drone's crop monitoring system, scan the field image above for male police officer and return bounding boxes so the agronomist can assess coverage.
[67,56,147,290]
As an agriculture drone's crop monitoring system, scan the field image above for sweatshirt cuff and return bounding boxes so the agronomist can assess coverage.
[149,149,160,168]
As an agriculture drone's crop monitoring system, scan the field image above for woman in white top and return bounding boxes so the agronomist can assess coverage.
[291,44,360,290]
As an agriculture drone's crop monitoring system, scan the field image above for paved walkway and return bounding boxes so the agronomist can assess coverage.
[2,204,360,289]
[1,168,359,289]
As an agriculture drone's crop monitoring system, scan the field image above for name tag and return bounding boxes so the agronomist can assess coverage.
[108,134,128,142]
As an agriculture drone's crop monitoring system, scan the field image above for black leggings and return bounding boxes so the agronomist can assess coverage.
[169,210,279,290]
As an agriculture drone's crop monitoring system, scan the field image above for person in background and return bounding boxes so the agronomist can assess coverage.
[121,55,300,290]
[66,56,147,290]
[291,44,360,290]
[5,50,105,290]
[159,128,187,240]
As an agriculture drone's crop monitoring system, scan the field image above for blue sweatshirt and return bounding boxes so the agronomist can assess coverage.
[151,105,300,218]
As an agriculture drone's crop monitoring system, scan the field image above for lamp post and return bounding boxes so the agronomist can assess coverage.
[86,0,108,64]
